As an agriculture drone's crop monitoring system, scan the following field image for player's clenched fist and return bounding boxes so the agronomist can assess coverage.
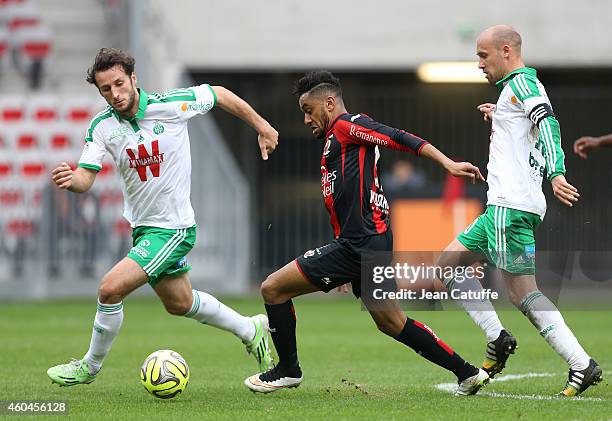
[51,162,73,189]
[477,103,496,122]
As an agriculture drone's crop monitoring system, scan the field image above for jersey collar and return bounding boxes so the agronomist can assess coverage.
[325,112,348,138]
[112,88,149,121]
[496,67,537,89]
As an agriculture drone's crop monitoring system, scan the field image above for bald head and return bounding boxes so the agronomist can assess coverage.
[476,25,525,84]
[479,25,522,54]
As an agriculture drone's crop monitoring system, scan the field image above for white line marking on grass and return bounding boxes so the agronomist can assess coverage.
[435,372,608,402]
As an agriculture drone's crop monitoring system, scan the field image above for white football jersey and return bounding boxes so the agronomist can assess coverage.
[487,67,565,218]
[79,85,216,228]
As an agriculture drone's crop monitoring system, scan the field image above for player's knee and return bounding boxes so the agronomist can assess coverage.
[98,276,125,303]
[507,289,524,308]
[164,300,191,316]
[260,275,284,304]
[375,320,398,337]
[374,316,404,337]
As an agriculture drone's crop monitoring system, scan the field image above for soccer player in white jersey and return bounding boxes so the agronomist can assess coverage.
[434,26,602,396]
[47,48,278,386]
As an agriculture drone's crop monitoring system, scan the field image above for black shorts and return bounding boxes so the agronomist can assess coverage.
[295,229,395,298]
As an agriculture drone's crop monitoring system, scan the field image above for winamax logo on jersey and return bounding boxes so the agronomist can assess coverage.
[126,140,164,182]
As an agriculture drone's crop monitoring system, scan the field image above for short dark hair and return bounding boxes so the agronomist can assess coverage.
[292,70,342,99]
[86,48,135,86]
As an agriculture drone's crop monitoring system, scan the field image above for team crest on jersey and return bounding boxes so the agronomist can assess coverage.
[153,121,165,135]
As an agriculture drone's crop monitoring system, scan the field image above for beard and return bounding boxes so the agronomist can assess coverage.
[123,86,136,112]
[315,114,330,139]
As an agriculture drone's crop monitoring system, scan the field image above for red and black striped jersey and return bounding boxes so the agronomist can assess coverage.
[320,112,429,238]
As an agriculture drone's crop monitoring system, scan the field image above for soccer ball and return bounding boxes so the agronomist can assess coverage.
[140,350,190,399]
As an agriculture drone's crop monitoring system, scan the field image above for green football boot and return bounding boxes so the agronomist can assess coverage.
[47,359,97,387]
[243,314,274,372]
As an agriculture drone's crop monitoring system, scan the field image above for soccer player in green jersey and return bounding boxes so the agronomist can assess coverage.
[435,25,602,397]
[47,48,277,386]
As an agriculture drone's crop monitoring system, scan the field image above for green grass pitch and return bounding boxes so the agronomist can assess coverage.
[1,297,610,420]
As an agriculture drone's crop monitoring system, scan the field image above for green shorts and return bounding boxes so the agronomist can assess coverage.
[127,225,196,286]
[457,205,542,275]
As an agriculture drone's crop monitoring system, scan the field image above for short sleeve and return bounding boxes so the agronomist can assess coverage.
[78,126,106,172]
[175,84,216,121]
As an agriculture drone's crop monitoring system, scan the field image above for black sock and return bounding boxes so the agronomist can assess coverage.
[395,318,477,381]
[265,300,301,373]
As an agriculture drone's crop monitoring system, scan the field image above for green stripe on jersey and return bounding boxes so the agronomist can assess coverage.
[78,163,101,172]
[207,85,217,106]
[508,73,541,102]
[86,109,113,142]
[148,88,196,104]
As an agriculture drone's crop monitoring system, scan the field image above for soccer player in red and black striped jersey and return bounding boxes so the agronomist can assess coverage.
[245,71,489,395]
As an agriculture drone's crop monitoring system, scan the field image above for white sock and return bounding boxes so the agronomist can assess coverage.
[83,300,124,375]
[183,289,254,342]
[519,290,590,370]
[444,273,504,342]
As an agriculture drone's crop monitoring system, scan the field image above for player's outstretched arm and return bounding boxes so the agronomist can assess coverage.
[211,86,279,160]
[573,134,612,159]
[419,144,485,184]
[51,162,97,193]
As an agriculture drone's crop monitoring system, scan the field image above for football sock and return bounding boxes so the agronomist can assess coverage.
[83,300,124,375]
[184,290,255,342]
[395,317,476,381]
[519,290,590,371]
[443,273,504,342]
[265,300,300,371]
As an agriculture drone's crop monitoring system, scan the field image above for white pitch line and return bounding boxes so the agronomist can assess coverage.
[435,372,608,402]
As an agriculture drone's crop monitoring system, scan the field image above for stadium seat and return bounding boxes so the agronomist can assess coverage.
[13,25,52,65]
[5,0,39,32]
[0,95,26,123]
[60,95,98,123]
[0,161,12,178]
[6,218,35,236]
[0,188,22,206]
[12,25,52,89]
[29,93,59,122]
[14,124,39,149]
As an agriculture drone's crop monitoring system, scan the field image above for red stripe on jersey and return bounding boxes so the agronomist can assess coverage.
[413,319,455,355]
[358,146,366,215]
[341,142,346,179]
